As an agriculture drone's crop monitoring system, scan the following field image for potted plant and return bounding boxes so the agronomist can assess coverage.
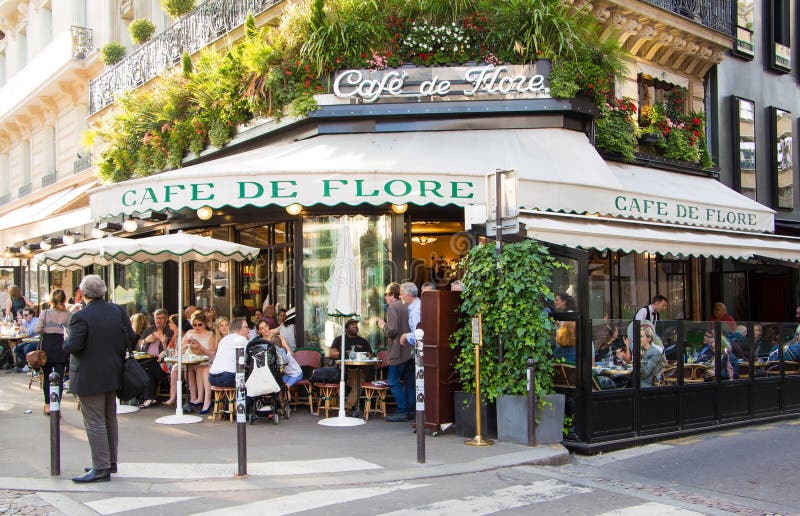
[129,19,156,45]
[101,42,127,66]
[452,239,566,444]
[160,0,195,18]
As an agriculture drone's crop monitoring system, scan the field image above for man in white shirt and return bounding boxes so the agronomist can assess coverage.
[208,317,249,388]
[635,295,667,327]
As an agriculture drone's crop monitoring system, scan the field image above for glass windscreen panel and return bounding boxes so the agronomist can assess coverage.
[772,108,793,210]
[734,97,757,200]
[589,319,632,390]
[550,255,578,314]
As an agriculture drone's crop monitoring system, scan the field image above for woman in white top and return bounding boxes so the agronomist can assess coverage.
[184,311,216,414]
[277,308,297,351]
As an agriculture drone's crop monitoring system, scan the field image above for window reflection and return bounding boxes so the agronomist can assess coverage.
[772,107,793,210]
[734,97,757,201]
[590,319,632,390]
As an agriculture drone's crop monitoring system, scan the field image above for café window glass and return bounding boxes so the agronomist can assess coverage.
[302,214,392,351]
[734,0,755,57]
[113,262,164,317]
[770,107,793,210]
[733,97,757,201]
[767,0,791,71]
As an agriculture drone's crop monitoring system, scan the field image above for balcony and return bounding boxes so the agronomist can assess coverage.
[640,0,734,36]
[18,183,31,198]
[0,194,9,207]
[88,0,281,115]
[41,172,57,188]
[71,26,93,60]
[73,154,92,174]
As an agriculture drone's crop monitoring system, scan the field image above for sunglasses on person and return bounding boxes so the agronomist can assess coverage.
[22,313,32,317]
[192,322,205,327]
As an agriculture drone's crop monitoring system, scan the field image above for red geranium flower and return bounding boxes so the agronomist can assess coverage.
[693,117,700,125]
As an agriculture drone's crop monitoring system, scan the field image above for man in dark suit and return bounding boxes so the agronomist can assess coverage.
[377,282,413,422]
[63,275,135,483]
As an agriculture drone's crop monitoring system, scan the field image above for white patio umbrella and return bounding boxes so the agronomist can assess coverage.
[36,236,142,414]
[101,232,259,425]
[319,223,364,427]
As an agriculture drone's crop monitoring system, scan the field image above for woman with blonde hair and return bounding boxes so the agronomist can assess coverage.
[35,289,70,415]
[183,310,216,414]
[215,316,230,342]
[129,313,148,351]
[640,325,665,387]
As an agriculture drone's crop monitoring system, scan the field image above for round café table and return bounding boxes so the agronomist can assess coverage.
[335,358,380,418]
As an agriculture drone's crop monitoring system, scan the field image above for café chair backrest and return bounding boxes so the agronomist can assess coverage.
[294,347,322,379]
[553,363,576,388]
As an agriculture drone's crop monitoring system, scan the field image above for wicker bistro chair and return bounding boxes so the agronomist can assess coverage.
[210,386,236,423]
[362,350,390,420]
[290,347,322,414]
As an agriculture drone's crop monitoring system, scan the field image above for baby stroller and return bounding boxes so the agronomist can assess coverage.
[245,338,288,424]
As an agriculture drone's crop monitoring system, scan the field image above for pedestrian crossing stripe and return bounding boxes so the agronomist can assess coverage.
[86,496,195,515]
[596,501,703,515]
[192,483,426,516]
[379,479,592,515]
[115,457,381,479]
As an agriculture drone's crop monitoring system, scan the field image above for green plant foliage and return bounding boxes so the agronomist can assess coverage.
[595,97,639,162]
[181,51,193,76]
[129,19,156,45]
[101,42,126,65]
[161,0,196,18]
[451,240,563,403]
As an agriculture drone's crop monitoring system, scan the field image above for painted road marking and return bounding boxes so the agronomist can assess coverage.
[663,436,703,445]
[597,501,704,515]
[717,430,741,436]
[580,444,672,465]
[117,457,381,479]
[193,483,425,516]
[379,479,592,515]
[86,496,195,515]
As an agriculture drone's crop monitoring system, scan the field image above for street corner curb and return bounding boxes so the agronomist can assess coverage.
[520,444,571,466]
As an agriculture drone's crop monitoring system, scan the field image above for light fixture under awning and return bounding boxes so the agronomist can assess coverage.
[520,211,800,262]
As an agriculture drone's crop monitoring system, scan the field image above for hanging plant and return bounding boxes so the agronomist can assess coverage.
[101,42,127,65]
[451,240,564,403]
[129,19,156,45]
[160,0,196,18]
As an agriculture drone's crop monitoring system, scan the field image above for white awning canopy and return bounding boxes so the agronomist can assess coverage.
[521,211,800,262]
[90,128,774,233]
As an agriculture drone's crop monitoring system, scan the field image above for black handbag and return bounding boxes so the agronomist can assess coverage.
[118,356,149,401]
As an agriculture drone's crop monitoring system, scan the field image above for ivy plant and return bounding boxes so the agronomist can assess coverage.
[451,240,563,404]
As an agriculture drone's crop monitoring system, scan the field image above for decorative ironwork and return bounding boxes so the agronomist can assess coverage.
[88,0,280,115]
[0,194,9,206]
[71,26,93,60]
[73,154,92,174]
[640,0,734,36]
[41,172,57,188]
[18,183,31,198]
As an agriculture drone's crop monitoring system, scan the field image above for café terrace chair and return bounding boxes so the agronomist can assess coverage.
[362,350,390,421]
[684,363,708,383]
[290,347,322,414]
[553,363,576,388]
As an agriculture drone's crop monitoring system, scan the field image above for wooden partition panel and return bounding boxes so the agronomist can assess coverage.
[419,290,462,431]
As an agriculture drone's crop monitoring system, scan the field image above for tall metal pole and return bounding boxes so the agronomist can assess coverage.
[235,339,247,477]
[49,370,61,476]
[527,358,537,447]
[414,329,425,463]
[466,314,493,446]
[495,170,504,363]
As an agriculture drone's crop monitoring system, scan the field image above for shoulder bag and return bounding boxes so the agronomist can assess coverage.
[245,361,280,396]
[26,311,47,369]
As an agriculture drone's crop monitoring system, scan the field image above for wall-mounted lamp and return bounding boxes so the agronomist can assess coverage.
[122,216,139,232]
[63,232,78,245]
[20,243,41,254]
[411,236,438,245]
[4,247,19,258]
[197,206,213,221]
[285,203,303,216]
[39,237,63,251]
[391,203,408,214]
[91,224,104,239]
[140,210,168,222]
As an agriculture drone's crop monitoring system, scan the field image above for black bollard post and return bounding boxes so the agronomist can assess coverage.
[235,341,247,477]
[414,329,425,464]
[49,369,61,476]
[527,358,536,447]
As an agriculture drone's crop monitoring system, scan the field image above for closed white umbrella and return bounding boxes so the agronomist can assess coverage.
[102,232,259,425]
[319,224,364,427]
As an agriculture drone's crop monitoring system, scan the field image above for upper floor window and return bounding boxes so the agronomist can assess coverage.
[0,51,5,87]
[770,107,793,210]
[732,97,757,201]
[0,153,9,197]
[735,0,755,57]
[767,0,791,72]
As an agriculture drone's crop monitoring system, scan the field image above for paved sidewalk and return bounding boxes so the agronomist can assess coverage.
[0,370,567,495]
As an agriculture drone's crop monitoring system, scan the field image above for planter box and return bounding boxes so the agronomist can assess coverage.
[454,391,496,438]
[638,133,661,145]
[497,393,565,445]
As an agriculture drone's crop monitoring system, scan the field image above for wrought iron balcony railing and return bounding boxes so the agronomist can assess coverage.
[88,0,280,115]
[640,0,734,36]
[41,172,58,188]
[73,154,92,174]
[18,183,31,198]
[0,194,10,207]
[71,26,93,60]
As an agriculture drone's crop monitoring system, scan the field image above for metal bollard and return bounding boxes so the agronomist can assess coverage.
[234,342,247,477]
[49,369,61,476]
[414,329,425,464]
[527,359,536,447]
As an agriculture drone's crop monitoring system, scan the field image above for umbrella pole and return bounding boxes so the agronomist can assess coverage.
[177,255,184,415]
[338,316,346,418]
[111,261,139,415]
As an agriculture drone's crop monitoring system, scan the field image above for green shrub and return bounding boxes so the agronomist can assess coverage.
[596,110,638,162]
[129,19,156,45]
[101,42,127,66]
[160,0,196,18]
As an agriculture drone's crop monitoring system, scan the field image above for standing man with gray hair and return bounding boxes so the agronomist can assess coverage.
[377,282,413,422]
[64,275,135,483]
[399,282,421,349]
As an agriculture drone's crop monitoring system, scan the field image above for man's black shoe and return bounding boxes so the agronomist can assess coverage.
[85,463,117,473]
[385,413,411,422]
[73,468,111,483]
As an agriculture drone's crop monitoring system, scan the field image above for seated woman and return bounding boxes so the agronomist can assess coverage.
[640,325,666,387]
[553,322,576,364]
[184,311,216,414]
[162,315,181,407]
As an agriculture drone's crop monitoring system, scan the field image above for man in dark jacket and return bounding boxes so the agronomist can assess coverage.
[377,282,413,422]
[63,275,135,483]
